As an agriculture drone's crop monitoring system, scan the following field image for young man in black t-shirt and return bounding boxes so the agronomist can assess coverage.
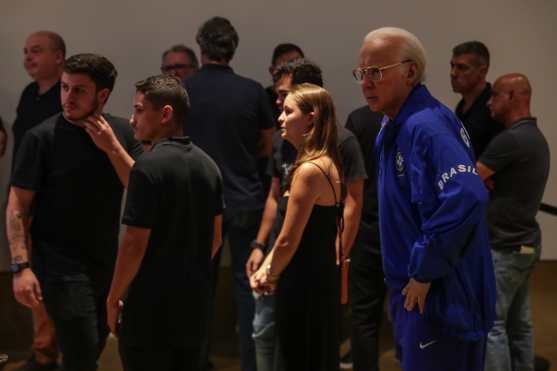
[7,54,142,371]
[106,75,223,371]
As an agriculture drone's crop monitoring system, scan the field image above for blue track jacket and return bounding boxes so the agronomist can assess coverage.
[376,84,496,341]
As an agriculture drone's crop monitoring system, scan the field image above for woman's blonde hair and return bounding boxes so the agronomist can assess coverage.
[287,83,343,196]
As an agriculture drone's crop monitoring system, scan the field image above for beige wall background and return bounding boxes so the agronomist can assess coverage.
[0,0,556,267]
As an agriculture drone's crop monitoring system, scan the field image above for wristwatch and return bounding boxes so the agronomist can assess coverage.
[250,240,265,251]
[10,262,31,274]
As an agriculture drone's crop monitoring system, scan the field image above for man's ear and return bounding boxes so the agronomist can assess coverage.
[97,88,111,106]
[55,51,65,66]
[161,105,174,125]
[406,63,418,86]
[479,64,489,78]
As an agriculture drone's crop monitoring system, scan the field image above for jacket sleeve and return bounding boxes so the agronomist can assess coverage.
[407,130,489,282]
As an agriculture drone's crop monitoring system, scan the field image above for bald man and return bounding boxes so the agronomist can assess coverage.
[356,27,495,371]
[477,74,549,371]
[11,30,65,371]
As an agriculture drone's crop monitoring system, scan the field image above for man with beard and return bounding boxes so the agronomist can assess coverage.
[6,53,142,371]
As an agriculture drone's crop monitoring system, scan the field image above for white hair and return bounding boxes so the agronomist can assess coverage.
[363,27,427,84]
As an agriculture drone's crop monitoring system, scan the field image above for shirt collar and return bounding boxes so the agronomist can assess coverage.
[152,136,192,150]
[389,84,433,128]
[200,63,234,73]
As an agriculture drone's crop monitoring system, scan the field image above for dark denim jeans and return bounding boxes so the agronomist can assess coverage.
[486,247,540,371]
[252,293,281,371]
[221,208,262,371]
[41,277,108,371]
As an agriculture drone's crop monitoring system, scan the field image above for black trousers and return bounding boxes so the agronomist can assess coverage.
[119,342,203,371]
[349,237,386,371]
[42,278,108,371]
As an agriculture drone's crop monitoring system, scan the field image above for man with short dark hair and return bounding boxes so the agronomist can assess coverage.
[245,59,367,371]
[160,44,199,81]
[184,17,275,371]
[451,41,504,158]
[6,53,142,371]
[10,30,65,371]
[266,43,305,120]
[477,73,549,371]
[105,75,223,371]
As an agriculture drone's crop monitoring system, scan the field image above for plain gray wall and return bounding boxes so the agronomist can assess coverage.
[1,0,556,267]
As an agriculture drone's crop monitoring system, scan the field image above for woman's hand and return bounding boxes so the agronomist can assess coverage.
[250,266,276,295]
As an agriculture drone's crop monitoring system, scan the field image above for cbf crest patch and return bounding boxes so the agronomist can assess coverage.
[395,150,405,176]
[460,127,471,148]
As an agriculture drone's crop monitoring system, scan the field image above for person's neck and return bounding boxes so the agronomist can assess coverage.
[384,87,414,121]
[461,81,487,111]
[36,74,61,95]
[506,109,532,128]
[201,55,228,66]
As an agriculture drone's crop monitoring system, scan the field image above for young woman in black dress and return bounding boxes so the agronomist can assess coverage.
[250,83,344,371]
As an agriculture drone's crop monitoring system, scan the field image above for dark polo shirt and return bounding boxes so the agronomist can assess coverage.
[184,64,275,211]
[480,117,550,249]
[12,81,62,163]
[456,83,505,159]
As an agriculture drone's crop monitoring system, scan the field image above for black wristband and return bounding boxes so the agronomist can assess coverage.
[10,262,31,274]
[250,240,265,251]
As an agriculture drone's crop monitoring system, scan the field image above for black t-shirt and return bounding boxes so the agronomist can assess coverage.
[265,125,367,250]
[345,105,384,251]
[120,137,223,347]
[455,83,505,159]
[479,118,550,249]
[184,64,275,211]
[12,81,62,163]
[265,84,281,125]
[11,113,142,289]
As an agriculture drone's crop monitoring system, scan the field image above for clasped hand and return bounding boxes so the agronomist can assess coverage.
[249,267,276,295]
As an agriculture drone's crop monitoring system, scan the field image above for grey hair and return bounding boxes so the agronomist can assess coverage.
[364,27,427,84]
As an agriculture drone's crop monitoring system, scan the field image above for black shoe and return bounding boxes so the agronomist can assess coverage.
[340,351,353,370]
[16,356,59,371]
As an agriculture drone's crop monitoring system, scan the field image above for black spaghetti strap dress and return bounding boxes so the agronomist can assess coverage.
[275,163,341,371]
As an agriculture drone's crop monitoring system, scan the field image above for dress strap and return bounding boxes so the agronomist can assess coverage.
[306,161,339,205]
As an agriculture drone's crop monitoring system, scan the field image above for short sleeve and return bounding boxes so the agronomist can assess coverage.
[11,131,46,191]
[479,131,518,173]
[122,165,157,228]
[339,135,368,182]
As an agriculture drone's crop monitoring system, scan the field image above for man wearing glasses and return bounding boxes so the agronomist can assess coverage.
[355,27,496,371]
[161,44,199,81]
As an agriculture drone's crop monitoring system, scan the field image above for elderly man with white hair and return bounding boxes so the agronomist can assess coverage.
[354,27,496,370]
